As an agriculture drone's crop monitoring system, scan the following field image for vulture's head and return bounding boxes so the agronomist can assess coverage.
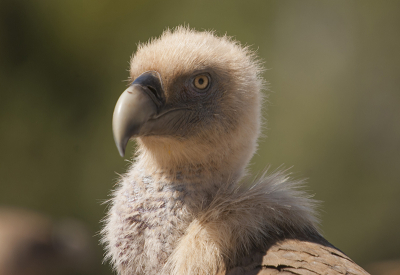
[113,27,264,177]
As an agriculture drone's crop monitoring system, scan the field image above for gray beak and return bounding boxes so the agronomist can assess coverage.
[112,71,164,157]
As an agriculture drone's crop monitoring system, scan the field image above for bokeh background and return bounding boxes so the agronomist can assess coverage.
[1,0,399,274]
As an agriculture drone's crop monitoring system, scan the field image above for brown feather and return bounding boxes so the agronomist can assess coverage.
[225,238,368,275]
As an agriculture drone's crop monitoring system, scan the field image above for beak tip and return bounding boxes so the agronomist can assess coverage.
[115,138,128,158]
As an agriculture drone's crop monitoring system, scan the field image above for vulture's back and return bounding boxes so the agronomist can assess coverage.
[227,238,368,275]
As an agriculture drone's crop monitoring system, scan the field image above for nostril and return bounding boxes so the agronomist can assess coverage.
[131,71,165,107]
[145,85,164,108]
[147,86,160,101]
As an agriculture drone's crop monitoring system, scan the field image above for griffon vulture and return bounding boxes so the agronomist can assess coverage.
[102,27,369,275]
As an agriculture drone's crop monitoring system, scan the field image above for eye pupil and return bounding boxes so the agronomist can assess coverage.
[198,78,204,85]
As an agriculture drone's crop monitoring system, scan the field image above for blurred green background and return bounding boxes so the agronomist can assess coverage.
[1,0,399,274]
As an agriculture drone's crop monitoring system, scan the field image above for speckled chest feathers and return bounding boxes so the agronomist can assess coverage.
[104,166,223,275]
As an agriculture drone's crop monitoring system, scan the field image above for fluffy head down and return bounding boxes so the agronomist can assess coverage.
[129,27,265,178]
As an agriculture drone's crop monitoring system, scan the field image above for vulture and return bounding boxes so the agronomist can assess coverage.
[102,27,369,275]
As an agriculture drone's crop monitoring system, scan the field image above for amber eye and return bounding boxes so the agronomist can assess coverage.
[193,75,209,90]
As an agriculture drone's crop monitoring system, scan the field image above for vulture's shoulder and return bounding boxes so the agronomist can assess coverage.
[226,238,369,275]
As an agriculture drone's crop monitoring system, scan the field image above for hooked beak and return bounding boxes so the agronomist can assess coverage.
[112,71,164,157]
